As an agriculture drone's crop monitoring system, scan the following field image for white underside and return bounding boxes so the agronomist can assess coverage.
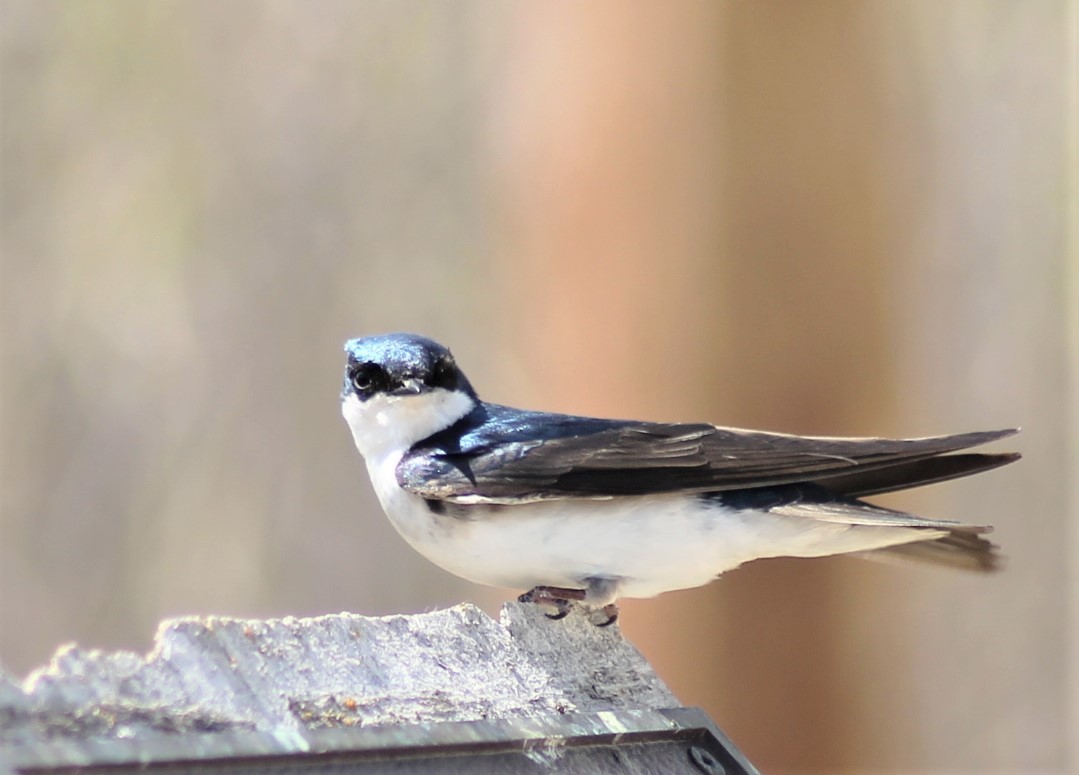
[342,391,944,604]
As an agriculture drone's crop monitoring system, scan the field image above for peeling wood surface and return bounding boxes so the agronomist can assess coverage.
[1,603,677,752]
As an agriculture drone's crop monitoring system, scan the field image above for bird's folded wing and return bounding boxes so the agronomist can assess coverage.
[396,405,1018,504]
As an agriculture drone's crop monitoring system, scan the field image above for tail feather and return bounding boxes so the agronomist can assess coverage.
[857,530,1001,572]
[748,484,1003,572]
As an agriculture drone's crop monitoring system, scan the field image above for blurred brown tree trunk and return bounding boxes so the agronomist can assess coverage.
[489,2,875,769]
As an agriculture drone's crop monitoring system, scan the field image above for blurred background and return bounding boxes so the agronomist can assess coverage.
[2,2,1074,772]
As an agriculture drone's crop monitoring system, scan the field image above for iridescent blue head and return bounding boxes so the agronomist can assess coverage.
[342,333,476,402]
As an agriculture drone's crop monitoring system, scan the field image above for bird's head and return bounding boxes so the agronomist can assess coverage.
[341,333,477,459]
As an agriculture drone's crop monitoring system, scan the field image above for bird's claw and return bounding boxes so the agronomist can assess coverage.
[545,603,572,621]
[596,604,619,627]
[520,585,583,620]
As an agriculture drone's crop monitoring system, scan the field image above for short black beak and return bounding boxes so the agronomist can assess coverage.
[391,378,425,396]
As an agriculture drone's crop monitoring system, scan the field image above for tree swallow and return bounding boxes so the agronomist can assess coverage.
[340,333,1019,625]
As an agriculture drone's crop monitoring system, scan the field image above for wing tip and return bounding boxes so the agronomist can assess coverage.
[936,427,1020,448]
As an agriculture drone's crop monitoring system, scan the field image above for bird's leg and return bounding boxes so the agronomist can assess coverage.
[518,586,587,620]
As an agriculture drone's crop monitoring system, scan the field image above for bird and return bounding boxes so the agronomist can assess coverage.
[340,333,1019,626]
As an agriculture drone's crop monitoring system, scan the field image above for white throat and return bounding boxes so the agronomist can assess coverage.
[341,388,476,461]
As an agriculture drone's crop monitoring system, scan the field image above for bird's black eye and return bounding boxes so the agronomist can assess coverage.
[427,356,457,390]
[349,363,383,394]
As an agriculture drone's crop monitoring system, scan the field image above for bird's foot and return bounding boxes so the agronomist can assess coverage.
[518,586,587,620]
[595,603,619,628]
[518,587,618,626]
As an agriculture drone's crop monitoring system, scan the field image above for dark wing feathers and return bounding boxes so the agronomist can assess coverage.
[812,452,1021,498]
[397,404,1018,503]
